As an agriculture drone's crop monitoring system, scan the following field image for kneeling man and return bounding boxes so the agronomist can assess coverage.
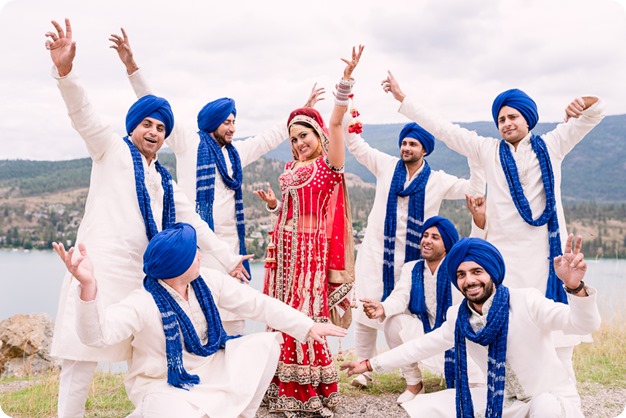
[342,234,599,418]
[54,223,346,418]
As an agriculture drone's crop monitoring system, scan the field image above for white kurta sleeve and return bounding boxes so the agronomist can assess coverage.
[371,306,457,373]
[75,287,144,347]
[173,183,241,272]
[234,123,289,167]
[398,96,497,165]
[53,67,117,161]
[381,261,415,319]
[525,286,601,335]
[202,268,314,342]
[344,122,398,177]
[542,98,606,158]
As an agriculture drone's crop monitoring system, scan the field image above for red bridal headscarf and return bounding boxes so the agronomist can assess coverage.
[286,107,355,327]
[287,108,330,160]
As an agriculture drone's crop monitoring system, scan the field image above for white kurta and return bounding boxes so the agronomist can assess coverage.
[398,96,606,295]
[128,70,288,322]
[345,130,484,328]
[128,69,288,256]
[50,69,241,362]
[75,266,314,418]
[371,287,601,418]
[380,259,484,384]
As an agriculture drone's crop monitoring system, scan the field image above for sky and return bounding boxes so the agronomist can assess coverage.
[1,0,626,161]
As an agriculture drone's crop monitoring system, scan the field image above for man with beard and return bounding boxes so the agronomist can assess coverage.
[45,19,247,417]
[345,120,484,388]
[361,216,484,404]
[342,234,600,418]
[53,223,347,418]
[381,72,606,398]
[109,28,324,334]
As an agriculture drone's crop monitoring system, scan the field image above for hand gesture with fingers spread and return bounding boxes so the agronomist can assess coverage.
[303,83,326,108]
[52,242,98,301]
[109,27,139,74]
[341,45,365,81]
[554,234,587,293]
[45,18,76,77]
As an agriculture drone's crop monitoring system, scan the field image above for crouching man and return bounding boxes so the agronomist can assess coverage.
[53,223,346,418]
[341,234,600,417]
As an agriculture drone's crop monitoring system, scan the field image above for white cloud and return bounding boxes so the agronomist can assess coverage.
[1,0,625,160]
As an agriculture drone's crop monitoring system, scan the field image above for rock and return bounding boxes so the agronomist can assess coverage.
[0,313,60,377]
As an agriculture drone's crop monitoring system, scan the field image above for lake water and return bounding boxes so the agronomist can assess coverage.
[1,250,625,356]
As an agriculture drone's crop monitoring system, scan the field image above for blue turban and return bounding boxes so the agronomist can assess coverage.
[422,216,459,253]
[446,237,506,290]
[491,88,538,131]
[125,95,174,138]
[398,122,435,156]
[197,97,237,133]
[143,223,197,280]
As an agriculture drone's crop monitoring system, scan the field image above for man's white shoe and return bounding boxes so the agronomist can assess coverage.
[350,374,371,388]
[396,389,417,404]
[396,384,426,404]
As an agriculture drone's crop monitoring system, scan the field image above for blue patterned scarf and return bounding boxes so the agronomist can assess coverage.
[447,237,509,417]
[123,138,176,240]
[408,259,455,387]
[144,276,235,389]
[382,160,431,300]
[455,286,509,418]
[143,223,237,389]
[195,133,250,275]
[498,134,566,303]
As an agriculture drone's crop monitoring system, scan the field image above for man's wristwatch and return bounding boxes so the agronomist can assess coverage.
[563,280,585,294]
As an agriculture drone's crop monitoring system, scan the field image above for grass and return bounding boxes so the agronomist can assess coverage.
[0,372,132,418]
[573,322,626,387]
[1,322,624,417]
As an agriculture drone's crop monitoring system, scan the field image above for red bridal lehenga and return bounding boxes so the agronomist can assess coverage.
[263,156,352,416]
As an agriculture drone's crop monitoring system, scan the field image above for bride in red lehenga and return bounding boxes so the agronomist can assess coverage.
[254,45,363,418]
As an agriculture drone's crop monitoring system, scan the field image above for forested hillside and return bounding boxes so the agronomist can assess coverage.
[1,115,625,257]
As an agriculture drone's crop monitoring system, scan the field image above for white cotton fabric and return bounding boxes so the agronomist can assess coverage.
[372,287,601,418]
[128,69,289,322]
[49,68,241,362]
[76,266,313,418]
[344,127,484,330]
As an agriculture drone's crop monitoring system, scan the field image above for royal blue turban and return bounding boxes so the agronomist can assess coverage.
[446,237,506,290]
[422,216,459,253]
[197,97,237,133]
[398,122,435,156]
[491,88,538,131]
[125,95,174,138]
[143,223,197,280]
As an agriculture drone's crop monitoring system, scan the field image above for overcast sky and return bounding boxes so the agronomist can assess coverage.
[1,0,626,161]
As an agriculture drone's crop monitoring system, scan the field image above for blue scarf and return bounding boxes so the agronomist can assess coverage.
[143,223,237,389]
[455,286,509,418]
[195,133,250,275]
[447,237,509,417]
[408,259,455,387]
[144,276,235,389]
[123,137,176,240]
[382,160,431,300]
[498,134,566,303]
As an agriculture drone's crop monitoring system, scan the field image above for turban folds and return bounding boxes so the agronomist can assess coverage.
[491,88,539,130]
[398,122,435,156]
[446,237,506,290]
[143,223,197,280]
[422,216,459,253]
[197,97,237,133]
[126,95,174,138]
